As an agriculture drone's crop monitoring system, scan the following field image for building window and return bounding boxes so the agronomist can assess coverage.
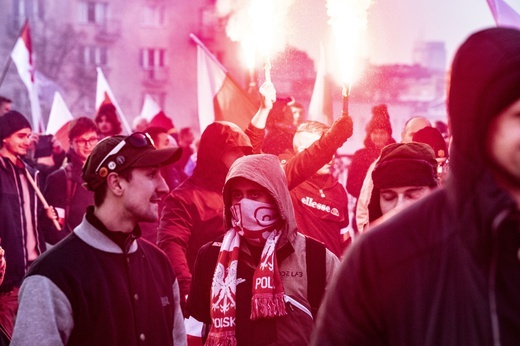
[141,5,165,27]
[79,46,107,66]
[140,48,166,68]
[78,2,107,25]
[12,0,44,24]
[34,0,44,20]
[140,48,167,80]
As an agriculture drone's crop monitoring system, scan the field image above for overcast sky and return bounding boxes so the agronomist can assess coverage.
[285,0,515,67]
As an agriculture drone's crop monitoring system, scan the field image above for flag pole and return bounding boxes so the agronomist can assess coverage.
[96,67,132,134]
[189,33,229,73]
[24,167,62,231]
[0,19,28,88]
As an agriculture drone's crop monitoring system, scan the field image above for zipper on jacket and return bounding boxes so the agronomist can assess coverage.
[284,294,313,319]
[489,209,510,346]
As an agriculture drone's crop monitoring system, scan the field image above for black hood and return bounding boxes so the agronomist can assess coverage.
[447,28,520,229]
[191,121,252,191]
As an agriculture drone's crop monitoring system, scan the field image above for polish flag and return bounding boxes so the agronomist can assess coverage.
[308,44,334,126]
[95,67,132,134]
[140,94,175,132]
[10,21,43,131]
[487,0,520,29]
[191,33,257,134]
[47,92,74,151]
[185,316,204,346]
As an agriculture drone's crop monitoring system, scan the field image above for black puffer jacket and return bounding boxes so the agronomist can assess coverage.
[312,28,520,346]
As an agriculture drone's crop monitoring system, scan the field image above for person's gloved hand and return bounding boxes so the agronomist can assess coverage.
[328,114,353,144]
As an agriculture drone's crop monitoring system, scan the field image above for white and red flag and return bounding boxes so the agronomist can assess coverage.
[486,0,520,29]
[308,44,334,126]
[10,21,43,131]
[47,92,74,151]
[191,33,257,134]
[139,94,175,132]
[95,67,132,134]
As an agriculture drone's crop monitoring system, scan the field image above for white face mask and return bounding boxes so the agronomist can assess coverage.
[230,198,280,242]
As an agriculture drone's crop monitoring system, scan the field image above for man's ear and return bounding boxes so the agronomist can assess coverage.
[106,172,124,196]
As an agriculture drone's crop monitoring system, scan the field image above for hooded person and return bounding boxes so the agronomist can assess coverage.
[312,27,520,346]
[158,121,253,308]
[187,154,340,345]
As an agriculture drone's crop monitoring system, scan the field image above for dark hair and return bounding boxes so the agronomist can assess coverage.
[68,117,98,141]
[95,104,122,135]
[145,126,168,145]
[0,96,12,104]
[179,127,193,137]
[266,97,293,127]
[93,168,133,206]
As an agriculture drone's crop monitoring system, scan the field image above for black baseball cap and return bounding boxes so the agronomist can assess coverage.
[82,132,182,191]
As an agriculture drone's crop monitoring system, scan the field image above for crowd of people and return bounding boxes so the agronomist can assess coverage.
[0,26,518,345]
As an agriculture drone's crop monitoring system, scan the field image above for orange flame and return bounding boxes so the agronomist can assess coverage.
[216,0,293,76]
[327,0,372,87]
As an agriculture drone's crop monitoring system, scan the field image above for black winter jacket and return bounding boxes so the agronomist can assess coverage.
[41,149,94,244]
[0,157,46,292]
[312,28,520,346]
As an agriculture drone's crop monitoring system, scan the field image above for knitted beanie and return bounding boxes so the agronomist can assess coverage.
[412,126,448,159]
[366,104,392,136]
[0,110,32,142]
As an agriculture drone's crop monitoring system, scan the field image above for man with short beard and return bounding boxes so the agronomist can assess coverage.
[12,133,186,344]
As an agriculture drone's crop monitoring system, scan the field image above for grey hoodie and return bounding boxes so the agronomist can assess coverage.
[223,154,298,248]
[188,154,340,345]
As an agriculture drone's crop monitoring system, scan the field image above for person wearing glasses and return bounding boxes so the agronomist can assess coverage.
[41,117,99,245]
[12,132,186,344]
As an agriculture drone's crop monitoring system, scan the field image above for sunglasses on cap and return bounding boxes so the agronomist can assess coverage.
[95,132,155,174]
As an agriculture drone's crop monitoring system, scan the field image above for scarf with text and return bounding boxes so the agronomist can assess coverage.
[207,199,286,345]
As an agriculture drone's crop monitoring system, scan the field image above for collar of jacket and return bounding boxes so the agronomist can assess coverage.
[85,206,141,253]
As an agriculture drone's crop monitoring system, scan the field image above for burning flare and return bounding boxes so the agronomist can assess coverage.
[326,0,372,87]
[216,0,293,81]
